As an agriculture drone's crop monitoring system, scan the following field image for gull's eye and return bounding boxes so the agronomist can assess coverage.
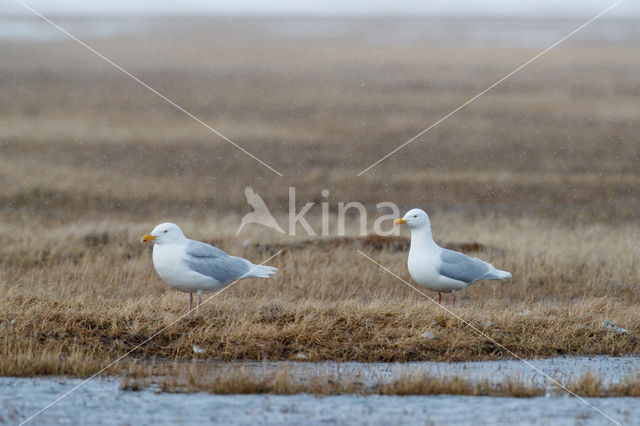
[413,215,417,218]
[164,230,168,233]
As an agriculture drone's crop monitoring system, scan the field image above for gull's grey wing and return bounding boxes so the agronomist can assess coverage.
[184,240,250,284]
[438,249,492,284]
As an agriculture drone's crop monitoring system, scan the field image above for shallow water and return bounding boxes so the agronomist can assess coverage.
[2,356,638,426]
[1,16,639,48]
[2,377,637,426]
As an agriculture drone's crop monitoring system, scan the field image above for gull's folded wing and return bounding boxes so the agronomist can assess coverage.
[438,249,493,284]
[184,240,250,284]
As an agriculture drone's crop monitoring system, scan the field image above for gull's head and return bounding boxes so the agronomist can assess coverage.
[141,223,186,245]
[394,208,431,230]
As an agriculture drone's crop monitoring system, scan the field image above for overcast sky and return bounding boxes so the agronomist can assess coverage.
[2,0,638,18]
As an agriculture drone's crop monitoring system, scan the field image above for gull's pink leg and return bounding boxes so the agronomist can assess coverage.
[438,292,442,304]
[452,291,456,306]
[189,293,193,313]
[197,293,202,315]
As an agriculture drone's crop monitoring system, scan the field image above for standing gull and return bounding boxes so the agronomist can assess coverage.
[394,209,511,305]
[142,223,277,313]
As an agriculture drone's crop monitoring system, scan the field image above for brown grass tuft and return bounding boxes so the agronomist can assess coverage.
[119,362,546,397]
[117,363,640,397]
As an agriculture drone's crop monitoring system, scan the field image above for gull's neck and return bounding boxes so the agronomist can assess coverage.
[409,226,439,252]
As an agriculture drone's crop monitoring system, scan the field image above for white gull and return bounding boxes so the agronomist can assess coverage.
[142,223,277,313]
[395,209,511,305]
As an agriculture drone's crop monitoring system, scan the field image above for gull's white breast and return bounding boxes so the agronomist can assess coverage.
[408,245,468,293]
[152,244,220,293]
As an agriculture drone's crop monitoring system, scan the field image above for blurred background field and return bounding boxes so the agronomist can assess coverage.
[1,16,639,223]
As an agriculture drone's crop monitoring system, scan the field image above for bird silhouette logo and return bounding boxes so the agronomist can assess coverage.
[236,186,285,235]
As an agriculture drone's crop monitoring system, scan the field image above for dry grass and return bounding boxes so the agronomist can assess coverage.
[1,17,639,379]
[565,371,640,397]
[118,362,640,397]
[1,220,639,374]
[121,364,546,397]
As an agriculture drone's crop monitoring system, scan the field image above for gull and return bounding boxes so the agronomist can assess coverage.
[142,223,277,313]
[394,209,511,305]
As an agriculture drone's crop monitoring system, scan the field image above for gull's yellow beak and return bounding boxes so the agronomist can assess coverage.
[394,218,407,225]
[141,234,157,243]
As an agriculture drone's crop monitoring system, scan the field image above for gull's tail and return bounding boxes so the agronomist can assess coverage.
[485,268,512,281]
[247,264,278,279]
